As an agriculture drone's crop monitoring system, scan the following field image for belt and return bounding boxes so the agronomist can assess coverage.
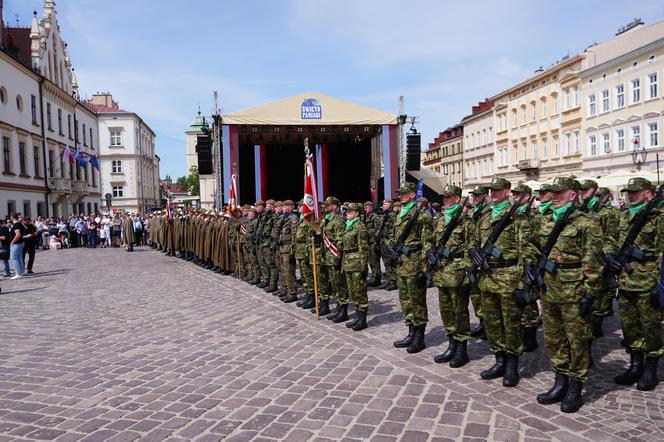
[552,261,582,270]
[487,258,518,269]
[343,248,359,253]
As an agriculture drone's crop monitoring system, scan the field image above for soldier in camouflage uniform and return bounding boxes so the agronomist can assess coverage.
[427,185,473,368]
[470,177,536,388]
[261,200,277,291]
[604,177,664,392]
[469,185,490,339]
[320,197,349,322]
[363,201,382,287]
[388,182,433,354]
[379,200,397,291]
[294,202,314,307]
[341,202,370,331]
[271,202,285,296]
[278,200,299,303]
[253,201,268,287]
[531,177,602,413]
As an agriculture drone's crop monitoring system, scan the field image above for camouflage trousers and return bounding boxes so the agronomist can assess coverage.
[470,287,482,321]
[229,244,237,276]
[243,245,258,280]
[273,247,283,290]
[367,244,382,282]
[280,254,297,295]
[313,263,334,301]
[482,290,523,356]
[261,245,276,286]
[345,270,368,312]
[593,286,616,318]
[541,301,591,381]
[297,257,312,293]
[618,290,664,357]
[381,244,396,286]
[257,243,269,283]
[396,259,428,327]
[323,265,348,304]
[521,302,541,328]
[437,286,470,342]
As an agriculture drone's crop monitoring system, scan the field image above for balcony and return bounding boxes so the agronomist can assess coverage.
[48,177,72,194]
[518,159,539,170]
[71,180,87,194]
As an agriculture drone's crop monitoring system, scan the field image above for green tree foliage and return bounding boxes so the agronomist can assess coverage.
[176,166,200,196]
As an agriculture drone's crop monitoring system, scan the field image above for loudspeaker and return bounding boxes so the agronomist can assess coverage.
[406,132,421,171]
[196,135,213,175]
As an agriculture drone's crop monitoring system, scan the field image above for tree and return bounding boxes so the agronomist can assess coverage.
[176,166,200,196]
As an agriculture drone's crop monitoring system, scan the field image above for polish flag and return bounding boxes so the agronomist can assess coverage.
[302,154,320,224]
[227,173,239,215]
[63,146,75,164]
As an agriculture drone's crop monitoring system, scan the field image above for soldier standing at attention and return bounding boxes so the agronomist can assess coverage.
[532,177,602,413]
[363,201,382,287]
[388,182,433,354]
[279,200,299,303]
[295,202,315,308]
[379,200,397,291]
[270,202,285,296]
[342,202,371,331]
[469,185,490,339]
[427,185,473,368]
[469,177,536,388]
[604,178,664,392]
[260,200,276,290]
[320,197,349,322]
[254,201,268,287]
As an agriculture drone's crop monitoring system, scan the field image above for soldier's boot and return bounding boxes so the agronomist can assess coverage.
[470,320,486,340]
[367,277,381,288]
[313,299,331,316]
[393,326,415,348]
[278,292,289,301]
[406,326,426,354]
[250,277,261,285]
[592,316,604,338]
[560,379,584,413]
[331,304,349,323]
[326,303,341,320]
[296,293,310,308]
[614,351,644,385]
[588,341,595,368]
[537,373,569,405]
[385,281,397,291]
[283,293,298,303]
[502,355,520,387]
[257,281,268,289]
[301,296,316,310]
[449,340,470,368]
[480,352,506,380]
[434,338,457,364]
[636,356,659,391]
[522,326,538,352]
[346,314,359,329]
[352,310,368,331]
[265,284,277,293]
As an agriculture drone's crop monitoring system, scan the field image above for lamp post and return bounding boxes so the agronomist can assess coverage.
[630,137,647,171]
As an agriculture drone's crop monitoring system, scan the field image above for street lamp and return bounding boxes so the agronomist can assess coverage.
[630,137,647,170]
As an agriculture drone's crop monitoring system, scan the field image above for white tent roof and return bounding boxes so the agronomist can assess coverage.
[408,167,446,194]
[221,92,397,126]
[597,170,659,189]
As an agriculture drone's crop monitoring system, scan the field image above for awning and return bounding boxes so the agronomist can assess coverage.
[407,167,446,195]
[597,170,660,189]
[221,92,397,126]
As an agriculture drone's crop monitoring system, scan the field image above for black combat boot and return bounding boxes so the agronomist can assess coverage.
[331,304,349,323]
[283,293,298,303]
[450,340,469,368]
[560,379,584,413]
[346,314,359,329]
[367,277,380,288]
[406,326,426,354]
[301,296,316,310]
[257,281,268,289]
[385,281,397,291]
[588,341,595,368]
[278,292,289,302]
[480,352,506,380]
[502,354,520,387]
[537,373,569,404]
[470,320,486,340]
[434,338,457,364]
[351,310,368,331]
[326,303,341,320]
[393,326,415,348]
[265,284,277,293]
[614,351,645,385]
[522,326,538,352]
[314,299,331,316]
[296,293,311,308]
[636,356,659,391]
[592,316,604,338]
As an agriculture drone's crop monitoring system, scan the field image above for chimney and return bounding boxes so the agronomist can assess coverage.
[90,92,119,109]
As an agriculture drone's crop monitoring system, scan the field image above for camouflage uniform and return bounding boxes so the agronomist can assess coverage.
[271,203,285,293]
[378,205,397,290]
[363,202,382,285]
[278,202,299,301]
[294,215,313,293]
[260,202,276,289]
[320,197,348,308]
[342,204,370,312]
[469,186,490,330]
[254,202,269,286]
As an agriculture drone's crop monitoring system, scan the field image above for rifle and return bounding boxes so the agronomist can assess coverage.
[424,197,469,280]
[467,192,528,284]
[522,195,534,216]
[580,188,598,213]
[386,207,421,266]
[605,185,664,288]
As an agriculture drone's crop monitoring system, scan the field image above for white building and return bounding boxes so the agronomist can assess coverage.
[0,1,102,218]
[580,21,664,178]
[461,100,494,189]
[88,93,160,214]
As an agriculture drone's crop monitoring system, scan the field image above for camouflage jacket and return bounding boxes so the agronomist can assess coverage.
[603,207,664,292]
[376,212,395,245]
[341,219,369,272]
[387,205,433,275]
[428,211,473,288]
[294,218,311,260]
[363,212,381,244]
[260,211,274,248]
[321,212,345,265]
[271,213,284,248]
[278,212,298,255]
[240,218,257,248]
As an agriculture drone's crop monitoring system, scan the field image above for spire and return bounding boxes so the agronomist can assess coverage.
[30,10,42,71]
[44,0,56,17]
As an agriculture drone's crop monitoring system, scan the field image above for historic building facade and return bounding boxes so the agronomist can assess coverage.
[461,100,494,189]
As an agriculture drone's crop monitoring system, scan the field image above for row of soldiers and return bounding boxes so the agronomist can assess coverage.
[146,175,663,414]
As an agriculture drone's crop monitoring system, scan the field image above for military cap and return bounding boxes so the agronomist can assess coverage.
[431,202,441,211]
[382,199,394,204]
[275,200,283,207]
[247,207,257,213]
[283,199,295,207]
[255,200,265,206]
[549,176,580,192]
[488,177,511,190]
[538,183,554,193]
[364,201,375,206]
[324,196,341,206]
[265,199,276,205]
[346,202,363,212]
[441,185,462,197]
[418,197,429,204]
[621,177,655,192]
[396,182,418,194]
[579,179,598,190]
[241,204,251,210]
[598,186,611,195]
[471,185,489,195]
[512,183,532,195]
[393,201,402,207]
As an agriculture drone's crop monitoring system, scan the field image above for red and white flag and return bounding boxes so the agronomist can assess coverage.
[322,232,338,257]
[302,154,320,224]
[165,197,173,221]
[63,146,75,164]
[227,173,239,215]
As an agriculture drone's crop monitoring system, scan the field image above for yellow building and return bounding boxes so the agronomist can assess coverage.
[423,125,463,186]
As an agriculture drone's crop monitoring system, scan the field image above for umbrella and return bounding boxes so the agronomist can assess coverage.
[597,170,659,189]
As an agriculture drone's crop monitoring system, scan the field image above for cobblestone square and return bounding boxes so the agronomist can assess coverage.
[0,247,662,441]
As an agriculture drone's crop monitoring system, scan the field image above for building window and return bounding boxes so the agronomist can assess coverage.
[553,94,558,113]
[47,103,52,130]
[33,147,40,177]
[573,86,579,107]
[443,164,448,175]
[83,124,87,145]
[554,135,560,156]
[564,88,570,110]
[649,122,658,147]
[112,160,122,173]
[531,102,536,121]
[7,200,16,216]
[75,121,79,142]
[30,95,37,124]
[602,132,610,154]
[601,89,610,112]
[110,131,122,146]
[589,135,597,156]
[0,86,6,104]
[521,107,526,124]
[542,139,548,159]
[616,84,625,108]
[631,125,640,149]
[18,142,26,175]
[67,114,72,139]
[512,109,517,127]
[84,163,88,183]
[2,137,10,173]
[522,142,527,160]
[564,133,571,155]
[631,78,640,103]
[112,186,124,198]
[16,95,23,111]
[574,131,580,153]
[23,201,31,218]
[48,150,54,177]
[616,129,625,152]
[649,73,658,99]
[541,98,547,118]
[588,94,596,116]
[57,109,63,134]
[532,141,538,160]
[89,128,94,149]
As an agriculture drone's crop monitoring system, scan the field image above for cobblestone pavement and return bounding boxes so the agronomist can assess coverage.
[0,247,662,442]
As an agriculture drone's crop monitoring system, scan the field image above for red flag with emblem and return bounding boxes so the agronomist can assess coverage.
[227,173,238,215]
[302,154,320,224]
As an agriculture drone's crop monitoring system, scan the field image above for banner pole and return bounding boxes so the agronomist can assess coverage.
[311,235,320,320]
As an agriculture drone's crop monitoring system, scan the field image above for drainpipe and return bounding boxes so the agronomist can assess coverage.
[38,77,50,217]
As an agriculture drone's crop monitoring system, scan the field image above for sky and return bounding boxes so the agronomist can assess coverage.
[5,0,664,179]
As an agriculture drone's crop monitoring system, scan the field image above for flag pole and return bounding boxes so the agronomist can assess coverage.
[304,138,320,319]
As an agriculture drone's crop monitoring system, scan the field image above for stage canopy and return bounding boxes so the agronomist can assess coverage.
[221,92,398,126]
